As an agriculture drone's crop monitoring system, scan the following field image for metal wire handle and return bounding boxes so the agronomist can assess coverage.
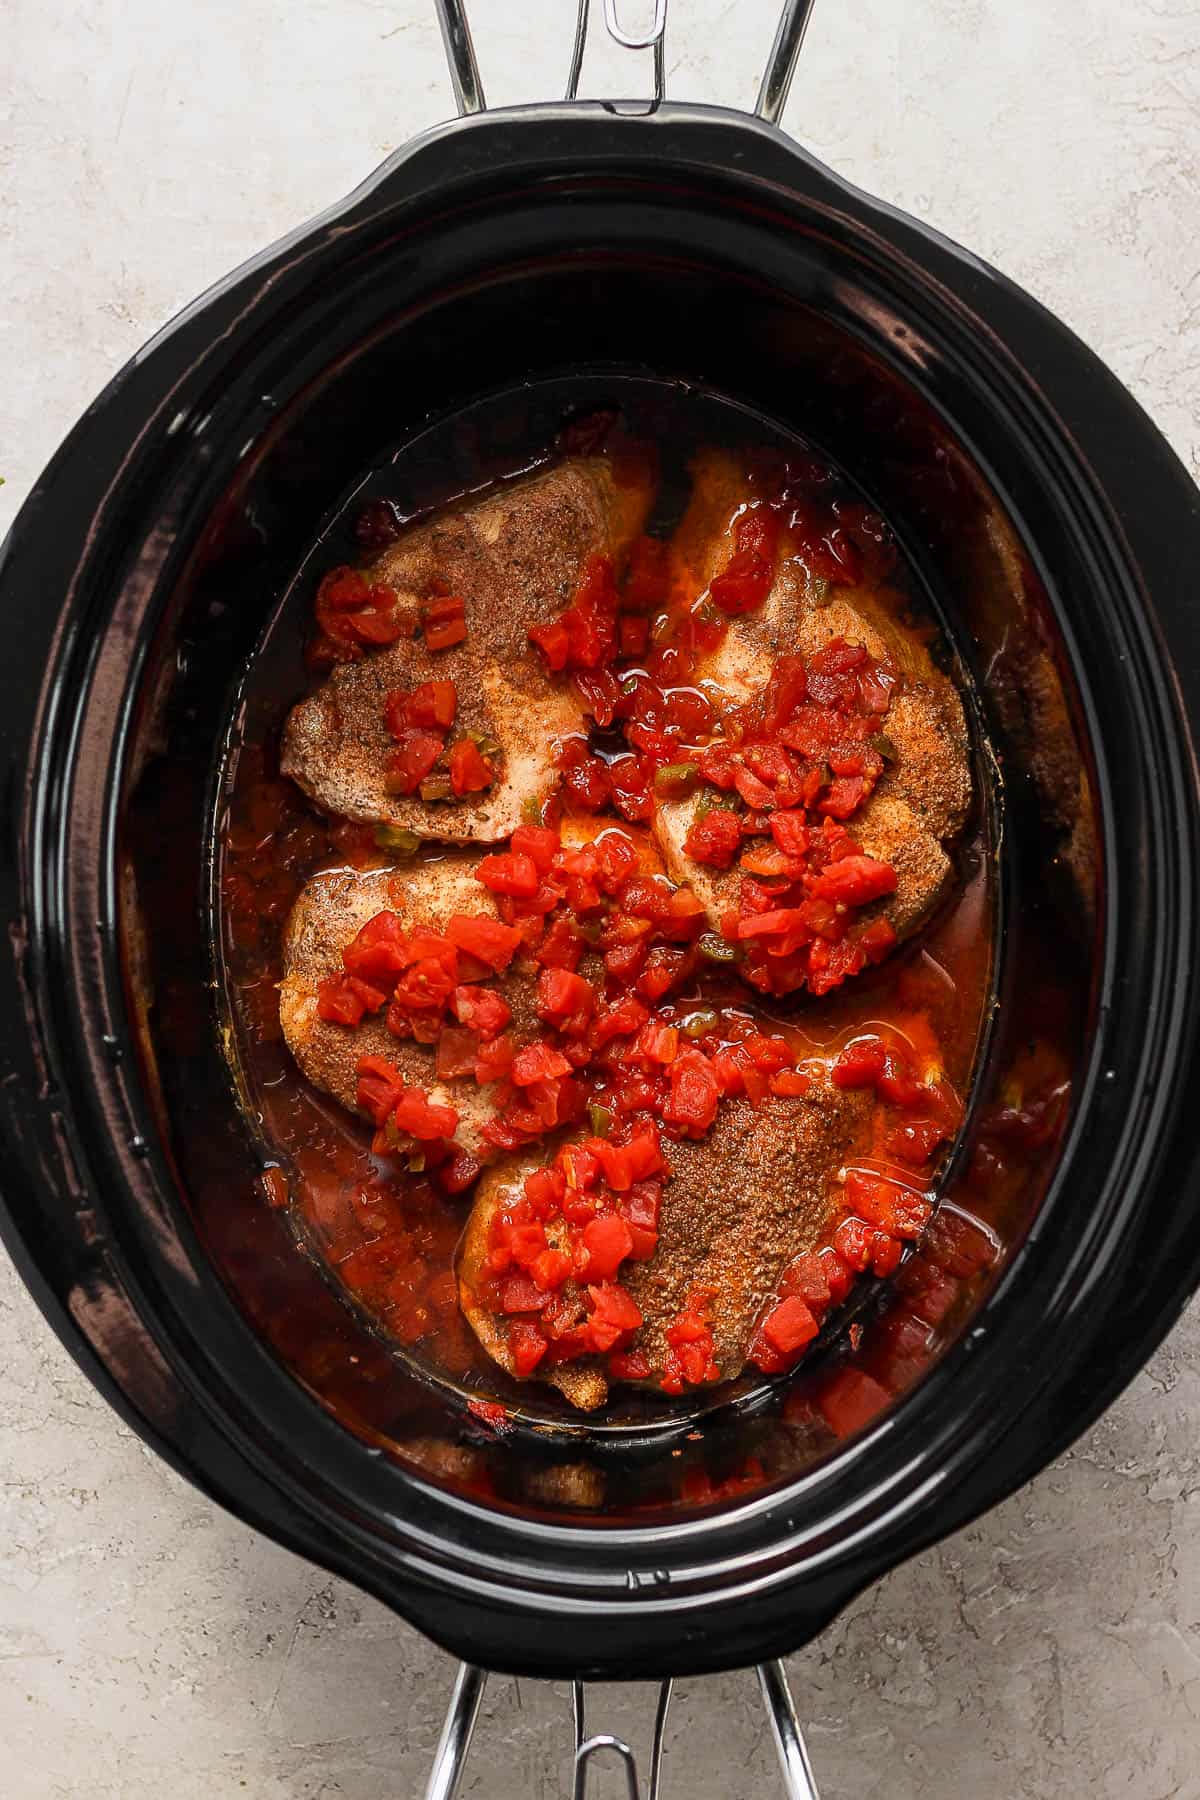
[420,4,824,1795]
[433,0,815,119]
[423,1660,820,1798]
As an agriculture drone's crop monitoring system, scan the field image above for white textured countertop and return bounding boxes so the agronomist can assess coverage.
[3,2,1200,1794]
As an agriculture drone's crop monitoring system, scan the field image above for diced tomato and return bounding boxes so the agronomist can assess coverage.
[537,966,595,1029]
[531,1248,571,1292]
[477,852,540,898]
[844,1168,932,1239]
[593,1126,663,1192]
[355,1055,407,1125]
[779,1252,831,1311]
[818,1246,855,1305]
[384,679,457,735]
[759,653,808,733]
[591,995,650,1046]
[832,1037,888,1090]
[498,1273,551,1314]
[664,1049,720,1137]
[384,730,445,795]
[585,1282,643,1352]
[452,984,512,1037]
[510,823,561,873]
[343,910,412,984]
[817,1368,890,1438]
[637,1018,680,1066]
[683,806,742,869]
[871,1234,904,1277]
[445,914,522,971]
[435,1024,478,1079]
[511,1041,572,1086]
[391,950,458,1016]
[530,916,579,974]
[733,765,774,810]
[423,595,467,651]
[525,1165,567,1215]
[466,1397,511,1433]
[604,939,648,984]
[770,1069,811,1097]
[736,907,809,941]
[664,1308,717,1384]
[474,1031,515,1084]
[319,566,372,611]
[608,1348,652,1382]
[898,1260,961,1326]
[316,973,387,1025]
[448,738,494,795]
[439,1149,483,1194]
[811,854,897,907]
[527,618,571,670]
[341,599,410,647]
[818,776,868,820]
[709,508,779,614]
[769,810,810,857]
[621,1180,661,1260]
[921,1208,996,1278]
[581,1213,634,1280]
[572,668,621,727]
[858,917,898,965]
[635,945,691,1002]
[833,1216,874,1272]
[392,1087,460,1142]
[508,1318,548,1376]
[559,742,613,811]
[760,1296,819,1355]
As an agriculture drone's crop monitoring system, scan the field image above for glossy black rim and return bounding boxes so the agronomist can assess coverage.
[1,102,1198,1677]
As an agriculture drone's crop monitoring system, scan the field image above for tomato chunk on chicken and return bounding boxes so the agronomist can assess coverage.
[652,450,971,976]
[279,857,539,1162]
[457,1072,872,1410]
[282,457,654,843]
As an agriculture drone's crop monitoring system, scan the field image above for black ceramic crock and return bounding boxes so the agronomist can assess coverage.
[2,1,1200,1727]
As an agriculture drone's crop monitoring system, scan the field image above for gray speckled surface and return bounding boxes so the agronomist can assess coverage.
[2,1,1199,1794]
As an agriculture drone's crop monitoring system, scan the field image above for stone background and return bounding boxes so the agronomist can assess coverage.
[2,1,1199,1794]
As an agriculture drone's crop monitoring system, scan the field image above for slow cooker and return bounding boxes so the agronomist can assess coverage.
[2,2,1199,1792]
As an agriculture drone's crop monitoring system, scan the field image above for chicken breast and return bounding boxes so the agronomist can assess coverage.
[282,456,654,842]
[279,857,538,1157]
[655,449,971,943]
[457,1071,872,1411]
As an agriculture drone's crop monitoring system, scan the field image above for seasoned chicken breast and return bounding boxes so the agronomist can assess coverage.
[279,857,538,1158]
[655,449,971,943]
[457,1072,871,1411]
[282,456,654,843]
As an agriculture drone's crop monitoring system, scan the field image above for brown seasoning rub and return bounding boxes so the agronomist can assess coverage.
[457,1073,872,1411]
[655,449,972,942]
[281,457,655,842]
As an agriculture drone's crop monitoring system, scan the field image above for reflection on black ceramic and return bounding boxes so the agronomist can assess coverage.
[0,105,1197,1679]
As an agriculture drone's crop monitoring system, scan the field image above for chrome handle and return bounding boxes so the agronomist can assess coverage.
[568,0,668,104]
[424,1658,820,1798]
[755,0,819,123]
[434,0,814,122]
[433,0,485,116]
[757,1659,824,1799]
[423,1663,486,1800]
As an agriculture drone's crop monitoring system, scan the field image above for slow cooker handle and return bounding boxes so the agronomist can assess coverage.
[433,0,817,121]
[423,1658,822,1797]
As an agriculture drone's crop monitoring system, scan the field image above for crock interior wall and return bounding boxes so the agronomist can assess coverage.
[120,238,1097,1521]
